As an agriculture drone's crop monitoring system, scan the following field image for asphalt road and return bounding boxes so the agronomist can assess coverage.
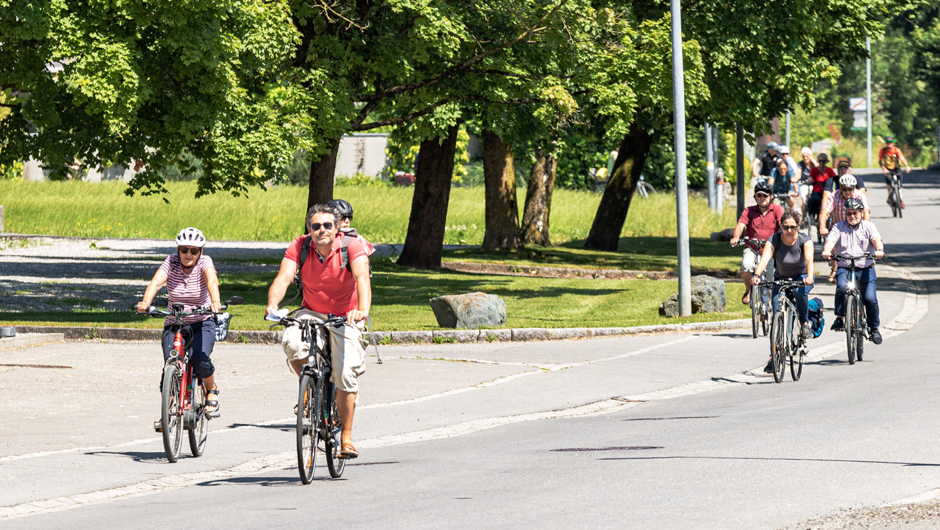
[1,168,937,529]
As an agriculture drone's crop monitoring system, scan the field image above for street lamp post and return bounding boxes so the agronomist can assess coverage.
[671,0,691,317]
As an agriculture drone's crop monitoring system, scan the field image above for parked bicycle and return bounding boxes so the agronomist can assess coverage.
[141,296,243,462]
[733,237,770,338]
[832,252,877,364]
[636,175,655,198]
[270,313,348,484]
[764,279,809,383]
[887,171,904,218]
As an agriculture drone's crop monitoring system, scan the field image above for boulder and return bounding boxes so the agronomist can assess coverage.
[710,228,736,242]
[658,275,727,317]
[429,292,506,329]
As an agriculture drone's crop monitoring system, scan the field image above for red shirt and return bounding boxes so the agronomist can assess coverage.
[284,235,368,315]
[809,167,836,194]
[738,204,783,250]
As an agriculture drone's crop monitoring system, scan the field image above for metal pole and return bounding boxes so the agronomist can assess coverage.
[705,123,715,211]
[671,0,691,317]
[866,36,872,167]
[714,125,722,216]
[785,111,791,147]
[736,123,746,219]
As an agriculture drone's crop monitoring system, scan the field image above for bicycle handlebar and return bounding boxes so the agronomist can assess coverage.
[759,279,807,290]
[269,314,348,330]
[832,252,877,262]
[731,236,767,248]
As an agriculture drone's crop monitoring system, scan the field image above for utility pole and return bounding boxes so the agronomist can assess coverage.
[705,123,715,211]
[867,36,872,167]
[736,124,746,219]
[671,0,691,317]
[785,111,791,147]
[713,125,722,215]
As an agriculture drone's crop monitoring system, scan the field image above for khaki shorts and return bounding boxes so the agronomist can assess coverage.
[281,309,366,393]
[740,246,775,279]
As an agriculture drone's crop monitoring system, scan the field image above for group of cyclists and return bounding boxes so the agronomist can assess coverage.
[736,138,901,373]
[137,199,374,460]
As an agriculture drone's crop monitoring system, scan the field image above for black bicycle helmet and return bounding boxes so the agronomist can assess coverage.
[843,197,865,211]
[328,199,353,219]
[754,181,774,195]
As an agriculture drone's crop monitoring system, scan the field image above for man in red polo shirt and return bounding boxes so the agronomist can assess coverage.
[265,204,371,459]
[730,181,783,304]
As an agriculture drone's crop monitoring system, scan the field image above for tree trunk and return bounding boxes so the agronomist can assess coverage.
[397,124,460,270]
[481,129,523,251]
[584,123,655,251]
[521,150,557,246]
[306,137,342,229]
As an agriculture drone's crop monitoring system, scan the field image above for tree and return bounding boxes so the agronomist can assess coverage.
[481,129,523,250]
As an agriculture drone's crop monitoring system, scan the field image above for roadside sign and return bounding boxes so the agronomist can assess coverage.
[849,98,867,111]
[852,111,867,130]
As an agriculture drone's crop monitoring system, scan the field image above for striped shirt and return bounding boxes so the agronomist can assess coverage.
[823,189,868,224]
[826,220,881,268]
[159,254,215,325]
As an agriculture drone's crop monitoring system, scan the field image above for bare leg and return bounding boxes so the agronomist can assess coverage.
[337,389,357,446]
[203,374,218,412]
[289,359,306,377]
[741,271,752,304]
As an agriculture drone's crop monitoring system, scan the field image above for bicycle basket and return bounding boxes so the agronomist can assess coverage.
[215,312,231,341]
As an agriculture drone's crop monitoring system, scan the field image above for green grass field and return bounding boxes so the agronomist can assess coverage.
[0,263,750,331]
[0,179,737,244]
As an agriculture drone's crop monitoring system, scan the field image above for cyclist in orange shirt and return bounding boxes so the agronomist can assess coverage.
[879,137,911,209]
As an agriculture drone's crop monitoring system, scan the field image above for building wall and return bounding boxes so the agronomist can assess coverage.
[334,134,389,178]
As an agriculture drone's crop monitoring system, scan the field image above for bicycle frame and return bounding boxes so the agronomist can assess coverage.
[833,253,874,363]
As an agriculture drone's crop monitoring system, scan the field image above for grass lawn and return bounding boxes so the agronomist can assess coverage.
[1,263,749,331]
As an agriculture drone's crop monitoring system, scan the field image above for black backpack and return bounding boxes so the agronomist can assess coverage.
[288,229,366,305]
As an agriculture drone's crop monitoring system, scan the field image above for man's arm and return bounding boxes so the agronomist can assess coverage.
[266,258,299,316]
[752,157,762,178]
[347,255,371,323]
[899,151,911,172]
[729,221,747,246]
[871,236,885,259]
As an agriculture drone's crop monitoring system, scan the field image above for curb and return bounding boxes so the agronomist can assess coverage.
[12,319,751,345]
[441,262,737,280]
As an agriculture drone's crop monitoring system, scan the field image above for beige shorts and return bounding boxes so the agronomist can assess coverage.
[740,246,775,279]
[281,309,366,393]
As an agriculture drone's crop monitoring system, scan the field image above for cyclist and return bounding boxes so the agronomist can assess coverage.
[730,181,782,305]
[751,209,815,373]
[752,141,780,183]
[806,153,835,222]
[777,145,800,175]
[821,198,885,344]
[797,147,817,217]
[137,227,222,430]
[768,158,798,208]
[328,199,376,256]
[266,204,371,459]
[820,174,870,283]
[821,160,866,213]
[879,136,911,209]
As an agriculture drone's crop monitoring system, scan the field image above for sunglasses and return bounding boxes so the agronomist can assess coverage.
[755,193,770,198]
[179,247,202,255]
[781,225,799,231]
[310,222,334,231]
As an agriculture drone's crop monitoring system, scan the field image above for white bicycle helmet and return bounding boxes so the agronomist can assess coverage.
[838,174,857,188]
[175,227,206,248]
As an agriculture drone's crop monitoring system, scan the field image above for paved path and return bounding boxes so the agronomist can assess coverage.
[0,168,937,529]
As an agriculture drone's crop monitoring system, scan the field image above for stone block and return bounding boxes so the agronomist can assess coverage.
[659,275,727,317]
[511,328,550,341]
[433,330,481,343]
[392,331,433,343]
[710,228,736,242]
[480,329,511,342]
[429,292,506,329]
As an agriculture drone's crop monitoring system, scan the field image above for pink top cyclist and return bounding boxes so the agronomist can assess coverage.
[137,227,222,420]
[328,199,375,255]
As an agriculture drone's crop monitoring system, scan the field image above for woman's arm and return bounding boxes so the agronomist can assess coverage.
[204,266,221,313]
[137,269,168,312]
[803,240,815,285]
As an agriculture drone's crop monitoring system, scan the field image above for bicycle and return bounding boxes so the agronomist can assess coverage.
[887,170,904,218]
[732,237,770,338]
[763,279,809,383]
[270,313,348,484]
[832,252,877,365]
[141,296,243,463]
[636,175,654,198]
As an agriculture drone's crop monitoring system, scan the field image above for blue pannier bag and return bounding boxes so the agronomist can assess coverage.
[807,297,825,338]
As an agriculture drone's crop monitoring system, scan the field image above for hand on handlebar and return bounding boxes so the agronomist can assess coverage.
[820,226,829,237]
[803,275,814,286]
[874,250,885,259]
[730,237,739,246]
[264,305,279,318]
[136,301,150,313]
[750,275,762,286]
[821,250,831,260]
[347,309,368,323]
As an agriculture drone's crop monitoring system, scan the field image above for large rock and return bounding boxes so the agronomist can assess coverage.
[710,228,736,242]
[429,292,506,329]
[658,275,727,317]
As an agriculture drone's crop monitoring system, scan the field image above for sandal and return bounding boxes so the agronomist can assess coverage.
[340,443,359,459]
[741,292,750,305]
[205,388,219,414]
[828,269,836,284]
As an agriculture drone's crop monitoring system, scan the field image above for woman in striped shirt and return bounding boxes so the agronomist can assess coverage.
[138,228,222,428]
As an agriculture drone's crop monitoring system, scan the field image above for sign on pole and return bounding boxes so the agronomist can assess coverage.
[849,98,867,111]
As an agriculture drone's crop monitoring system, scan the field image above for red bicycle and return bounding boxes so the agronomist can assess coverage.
[142,297,242,462]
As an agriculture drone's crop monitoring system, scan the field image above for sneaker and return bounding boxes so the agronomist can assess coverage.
[831,317,845,332]
[871,328,883,345]
[763,359,774,373]
[802,323,814,341]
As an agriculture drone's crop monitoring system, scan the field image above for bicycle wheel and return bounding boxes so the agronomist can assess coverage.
[325,383,346,478]
[761,287,771,336]
[296,373,320,484]
[845,294,858,365]
[637,181,654,198]
[188,380,208,457]
[894,186,903,218]
[750,286,760,339]
[161,363,184,463]
[856,299,866,362]
[789,313,803,382]
[771,311,787,383]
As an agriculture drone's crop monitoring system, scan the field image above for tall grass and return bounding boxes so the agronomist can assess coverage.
[1,180,738,243]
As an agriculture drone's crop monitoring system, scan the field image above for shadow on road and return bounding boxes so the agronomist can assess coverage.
[597,455,940,467]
